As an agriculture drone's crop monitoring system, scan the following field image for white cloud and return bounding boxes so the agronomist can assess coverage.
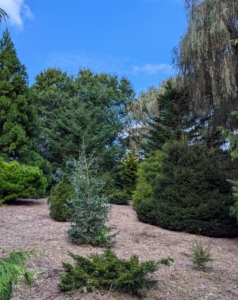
[133,63,173,75]
[0,0,34,29]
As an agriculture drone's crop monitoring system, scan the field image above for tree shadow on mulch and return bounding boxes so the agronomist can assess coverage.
[5,198,45,207]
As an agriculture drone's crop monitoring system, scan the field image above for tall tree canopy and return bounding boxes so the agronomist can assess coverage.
[174,0,238,124]
[0,29,39,161]
[32,68,135,172]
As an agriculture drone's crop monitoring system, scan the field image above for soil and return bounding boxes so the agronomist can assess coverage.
[0,198,238,300]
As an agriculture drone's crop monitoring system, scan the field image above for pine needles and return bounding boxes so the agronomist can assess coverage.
[190,241,213,269]
[0,251,33,300]
[59,250,173,298]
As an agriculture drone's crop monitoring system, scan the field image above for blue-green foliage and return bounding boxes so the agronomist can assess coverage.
[66,150,117,247]
[0,251,33,300]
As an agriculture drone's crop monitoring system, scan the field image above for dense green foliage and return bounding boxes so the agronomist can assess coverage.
[102,174,130,205]
[144,80,215,153]
[137,141,238,238]
[66,149,117,247]
[48,174,74,221]
[0,251,33,300]
[0,29,38,162]
[59,250,161,298]
[32,68,135,173]
[0,158,47,203]
[120,152,138,196]
[144,80,189,151]
[110,190,130,205]
[132,151,164,210]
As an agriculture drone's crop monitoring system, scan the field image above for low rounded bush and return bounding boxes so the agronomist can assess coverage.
[110,189,130,205]
[48,173,74,221]
[137,141,238,238]
[0,158,47,203]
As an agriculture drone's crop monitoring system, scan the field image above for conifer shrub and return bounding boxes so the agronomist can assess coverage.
[0,251,33,300]
[59,250,173,298]
[120,152,138,196]
[66,150,117,247]
[0,158,47,203]
[110,189,130,205]
[48,173,74,221]
[190,241,213,269]
[132,151,165,210]
[137,141,238,238]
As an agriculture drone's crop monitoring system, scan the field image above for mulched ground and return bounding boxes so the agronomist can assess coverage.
[0,198,238,300]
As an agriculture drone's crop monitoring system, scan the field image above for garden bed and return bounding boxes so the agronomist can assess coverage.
[0,198,238,299]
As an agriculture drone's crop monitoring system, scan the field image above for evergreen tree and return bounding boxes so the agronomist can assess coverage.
[0,29,38,161]
[31,68,76,130]
[132,151,164,210]
[120,152,138,196]
[32,68,135,173]
[48,173,74,221]
[144,80,211,153]
[137,141,238,238]
[144,80,189,152]
[66,149,117,247]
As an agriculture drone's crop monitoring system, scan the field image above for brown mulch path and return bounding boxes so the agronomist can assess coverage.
[0,198,238,300]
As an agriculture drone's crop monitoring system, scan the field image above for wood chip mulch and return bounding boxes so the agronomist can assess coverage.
[0,198,238,300]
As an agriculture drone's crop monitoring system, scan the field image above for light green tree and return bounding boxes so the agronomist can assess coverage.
[132,151,164,210]
[0,158,47,203]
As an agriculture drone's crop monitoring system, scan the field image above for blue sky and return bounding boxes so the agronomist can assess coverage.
[0,0,187,95]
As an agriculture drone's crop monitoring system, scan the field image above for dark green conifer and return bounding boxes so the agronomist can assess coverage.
[137,141,238,238]
[144,80,209,152]
[0,29,39,161]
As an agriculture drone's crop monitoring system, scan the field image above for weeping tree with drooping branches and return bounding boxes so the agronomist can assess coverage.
[173,0,238,132]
